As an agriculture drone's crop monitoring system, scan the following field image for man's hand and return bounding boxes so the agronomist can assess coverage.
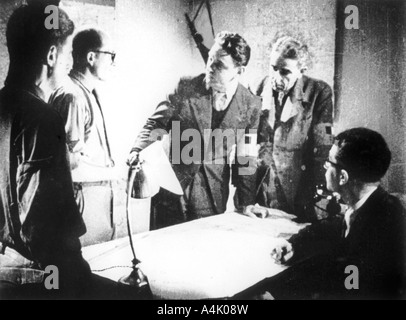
[243,204,269,219]
[271,240,294,264]
[127,151,140,167]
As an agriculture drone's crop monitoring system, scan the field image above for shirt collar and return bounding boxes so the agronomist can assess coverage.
[226,78,239,99]
[70,70,96,93]
[213,78,239,98]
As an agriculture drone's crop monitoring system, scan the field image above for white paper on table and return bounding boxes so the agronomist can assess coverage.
[134,212,309,299]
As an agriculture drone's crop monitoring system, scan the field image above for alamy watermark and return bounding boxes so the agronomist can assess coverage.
[44,4,361,30]
[345,265,359,290]
[148,122,258,176]
[44,265,59,290]
[345,5,360,30]
[44,5,59,30]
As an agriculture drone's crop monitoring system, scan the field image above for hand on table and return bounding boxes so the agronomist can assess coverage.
[243,204,269,219]
[243,204,297,220]
[271,240,294,265]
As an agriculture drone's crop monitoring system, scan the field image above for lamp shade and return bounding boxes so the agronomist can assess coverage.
[130,165,159,199]
[129,141,183,200]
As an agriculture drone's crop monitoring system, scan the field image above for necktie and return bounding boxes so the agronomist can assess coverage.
[92,89,114,167]
[214,92,228,111]
[278,91,285,106]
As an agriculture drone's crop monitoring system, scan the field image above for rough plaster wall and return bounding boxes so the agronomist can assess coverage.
[199,0,337,89]
[335,0,406,195]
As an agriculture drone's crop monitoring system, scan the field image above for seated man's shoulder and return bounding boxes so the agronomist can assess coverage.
[366,189,406,229]
[382,191,406,217]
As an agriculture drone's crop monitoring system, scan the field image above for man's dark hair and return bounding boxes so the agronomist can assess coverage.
[214,31,251,67]
[72,29,105,68]
[335,128,392,183]
[6,2,74,85]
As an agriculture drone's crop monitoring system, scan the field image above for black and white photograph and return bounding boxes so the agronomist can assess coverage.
[0,0,405,304]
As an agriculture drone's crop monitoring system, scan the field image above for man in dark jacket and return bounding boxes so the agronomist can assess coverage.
[128,32,261,229]
[0,2,90,298]
[256,36,334,221]
[271,128,406,300]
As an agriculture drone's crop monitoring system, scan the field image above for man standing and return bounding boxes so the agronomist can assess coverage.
[128,32,261,229]
[50,29,117,246]
[271,128,406,299]
[0,2,90,297]
[256,36,334,222]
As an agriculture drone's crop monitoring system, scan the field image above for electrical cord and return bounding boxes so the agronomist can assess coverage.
[92,266,133,273]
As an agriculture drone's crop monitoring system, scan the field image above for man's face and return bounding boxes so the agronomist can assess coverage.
[93,37,116,82]
[324,145,342,192]
[205,43,240,92]
[51,36,73,90]
[269,50,302,93]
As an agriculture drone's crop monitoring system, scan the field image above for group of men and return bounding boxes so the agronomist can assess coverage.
[0,0,405,300]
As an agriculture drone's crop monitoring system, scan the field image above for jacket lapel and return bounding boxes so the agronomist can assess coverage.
[190,88,212,135]
[262,80,276,129]
[262,76,310,129]
[219,84,245,132]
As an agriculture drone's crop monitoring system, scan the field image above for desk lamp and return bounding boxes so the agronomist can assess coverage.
[118,160,151,290]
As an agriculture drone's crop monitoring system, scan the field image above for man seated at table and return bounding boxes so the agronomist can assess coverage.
[245,128,406,299]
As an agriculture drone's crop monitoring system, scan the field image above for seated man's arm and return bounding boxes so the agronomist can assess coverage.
[273,216,343,265]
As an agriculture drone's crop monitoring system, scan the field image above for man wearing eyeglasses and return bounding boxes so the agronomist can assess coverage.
[50,28,117,247]
[266,128,406,299]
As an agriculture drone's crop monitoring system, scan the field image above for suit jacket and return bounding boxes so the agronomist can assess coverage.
[256,75,334,220]
[132,74,262,215]
[0,85,86,268]
[289,187,406,299]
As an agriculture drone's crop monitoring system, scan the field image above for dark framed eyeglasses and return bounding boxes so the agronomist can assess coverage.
[95,51,116,63]
[324,159,343,170]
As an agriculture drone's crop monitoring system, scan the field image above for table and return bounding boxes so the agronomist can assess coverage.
[82,212,308,300]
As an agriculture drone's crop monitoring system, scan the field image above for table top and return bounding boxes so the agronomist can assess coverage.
[83,212,308,299]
